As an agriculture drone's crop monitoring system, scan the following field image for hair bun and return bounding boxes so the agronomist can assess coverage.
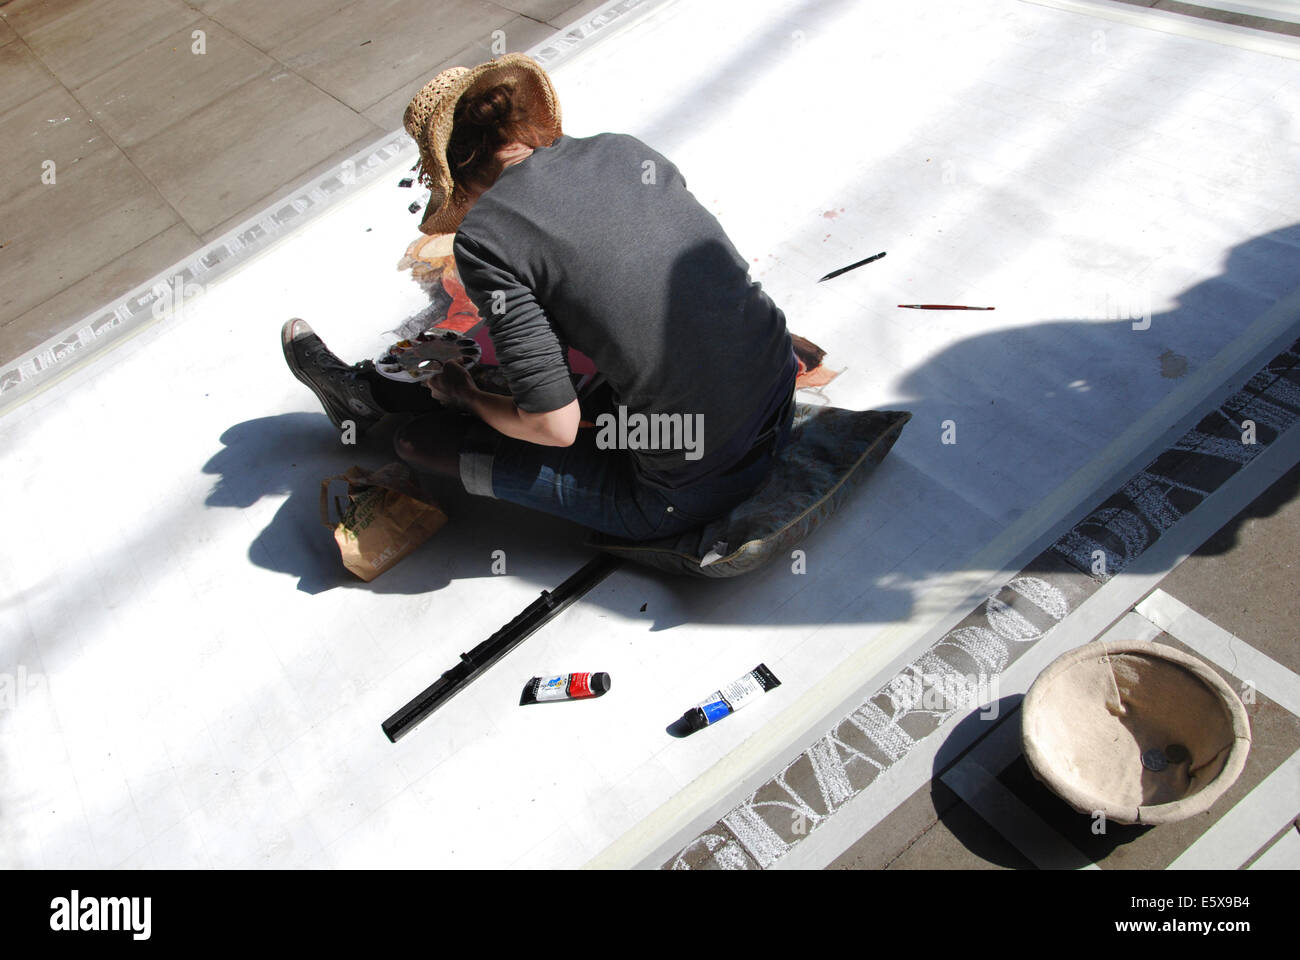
[464,83,514,127]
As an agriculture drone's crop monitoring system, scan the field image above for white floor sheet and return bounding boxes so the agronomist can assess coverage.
[2,0,1298,868]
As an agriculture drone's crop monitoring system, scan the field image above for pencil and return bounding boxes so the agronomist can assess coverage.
[818,251,886,283]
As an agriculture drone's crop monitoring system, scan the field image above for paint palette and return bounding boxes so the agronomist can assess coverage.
[374,329,481,383]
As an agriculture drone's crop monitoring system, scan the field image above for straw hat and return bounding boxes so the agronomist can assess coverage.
[404,53,562,236]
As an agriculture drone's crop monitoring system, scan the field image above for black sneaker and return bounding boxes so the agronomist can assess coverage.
[281,318,385,433]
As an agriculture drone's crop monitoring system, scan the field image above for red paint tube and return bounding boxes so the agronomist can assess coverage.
[520,672,611,705]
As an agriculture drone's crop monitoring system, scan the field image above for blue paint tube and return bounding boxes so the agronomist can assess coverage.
[681,663,781,733]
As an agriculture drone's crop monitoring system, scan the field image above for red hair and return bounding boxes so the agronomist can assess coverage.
[446,82,551,196]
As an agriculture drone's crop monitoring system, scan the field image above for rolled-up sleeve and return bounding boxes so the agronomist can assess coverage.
[453,233,577,413]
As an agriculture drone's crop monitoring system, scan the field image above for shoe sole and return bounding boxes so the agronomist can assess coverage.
[281,319,349,431]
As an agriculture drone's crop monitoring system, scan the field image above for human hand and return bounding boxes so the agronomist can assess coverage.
[426,359,478,412]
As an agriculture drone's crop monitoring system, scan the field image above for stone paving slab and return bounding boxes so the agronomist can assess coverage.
[0,41,56,117]
[23,0,202,89]
[128,69,381,235]
[1159,473,1300,678]
[0,221,200,364]
[0,84,108,208]
[0,145,180,331]
[829,776,1034,870]
[192,0,368,52]
[1,0,95,37]
[73,18,275,149]
[880,784,1036,871]
[270,0,510,112]
[500,0,603,23]
[540,0,612,27]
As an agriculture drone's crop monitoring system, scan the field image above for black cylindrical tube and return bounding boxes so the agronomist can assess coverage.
[382,554,621,742]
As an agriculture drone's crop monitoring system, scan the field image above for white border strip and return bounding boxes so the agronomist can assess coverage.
[1100,610,1169,646]
[1019,0,1300,58]
[942,742,1102,870]
[1168,747,1300,869]
[1247,824,1300,868]
[1135,590,1300,716]
[940,706,1102,869]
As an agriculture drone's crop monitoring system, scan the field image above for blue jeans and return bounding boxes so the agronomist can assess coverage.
[459,392,795,541]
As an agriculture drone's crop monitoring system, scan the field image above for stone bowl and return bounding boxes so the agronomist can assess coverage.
[1021,640,1250,825]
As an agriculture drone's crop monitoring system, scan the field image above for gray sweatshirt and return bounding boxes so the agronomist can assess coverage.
[452,132,795,487]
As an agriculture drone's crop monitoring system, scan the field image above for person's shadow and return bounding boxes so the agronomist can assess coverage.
[201,412,589,594]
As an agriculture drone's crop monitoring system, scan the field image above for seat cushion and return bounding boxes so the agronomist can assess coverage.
[588,404,911,577]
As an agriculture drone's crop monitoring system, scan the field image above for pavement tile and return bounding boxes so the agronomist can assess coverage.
[0,39,57,117]
[1158,461,1300,674]
[189,0,359,52]
[885,795,1033,870]
[495,0,596,24]
[23,0,202,89]
[73,18,275,149]
[0,146,178,328]
[0,221,200,364]
[0,84,105,207]
[844,780,1037,870]
[545,0,619,28]
[270,0,512,111]
[127,68,379,235]
[0,0,95,36]
[829,779,964,869]
[193,125,388,243]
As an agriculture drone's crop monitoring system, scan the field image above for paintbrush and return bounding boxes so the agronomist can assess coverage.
[898,304,995,310]
[818,251,886,282]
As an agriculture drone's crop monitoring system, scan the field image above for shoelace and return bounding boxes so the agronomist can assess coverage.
[304,341,350,374]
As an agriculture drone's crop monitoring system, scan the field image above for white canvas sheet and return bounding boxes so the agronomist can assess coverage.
[1,0,1297,868]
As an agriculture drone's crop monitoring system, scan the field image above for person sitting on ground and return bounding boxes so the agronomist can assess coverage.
[282,53,796,542]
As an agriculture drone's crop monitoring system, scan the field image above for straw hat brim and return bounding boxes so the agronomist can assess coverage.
[403,53,562,236]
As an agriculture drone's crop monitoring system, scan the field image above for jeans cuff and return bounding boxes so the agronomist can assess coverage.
[458,421,498,498]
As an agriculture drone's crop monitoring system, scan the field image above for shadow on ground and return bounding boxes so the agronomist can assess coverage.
[930,701,1152,869]
[201,412,589,595]
[207,224,1300,634]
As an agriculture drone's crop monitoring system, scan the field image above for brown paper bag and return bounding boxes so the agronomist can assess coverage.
[320,463,448,581]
